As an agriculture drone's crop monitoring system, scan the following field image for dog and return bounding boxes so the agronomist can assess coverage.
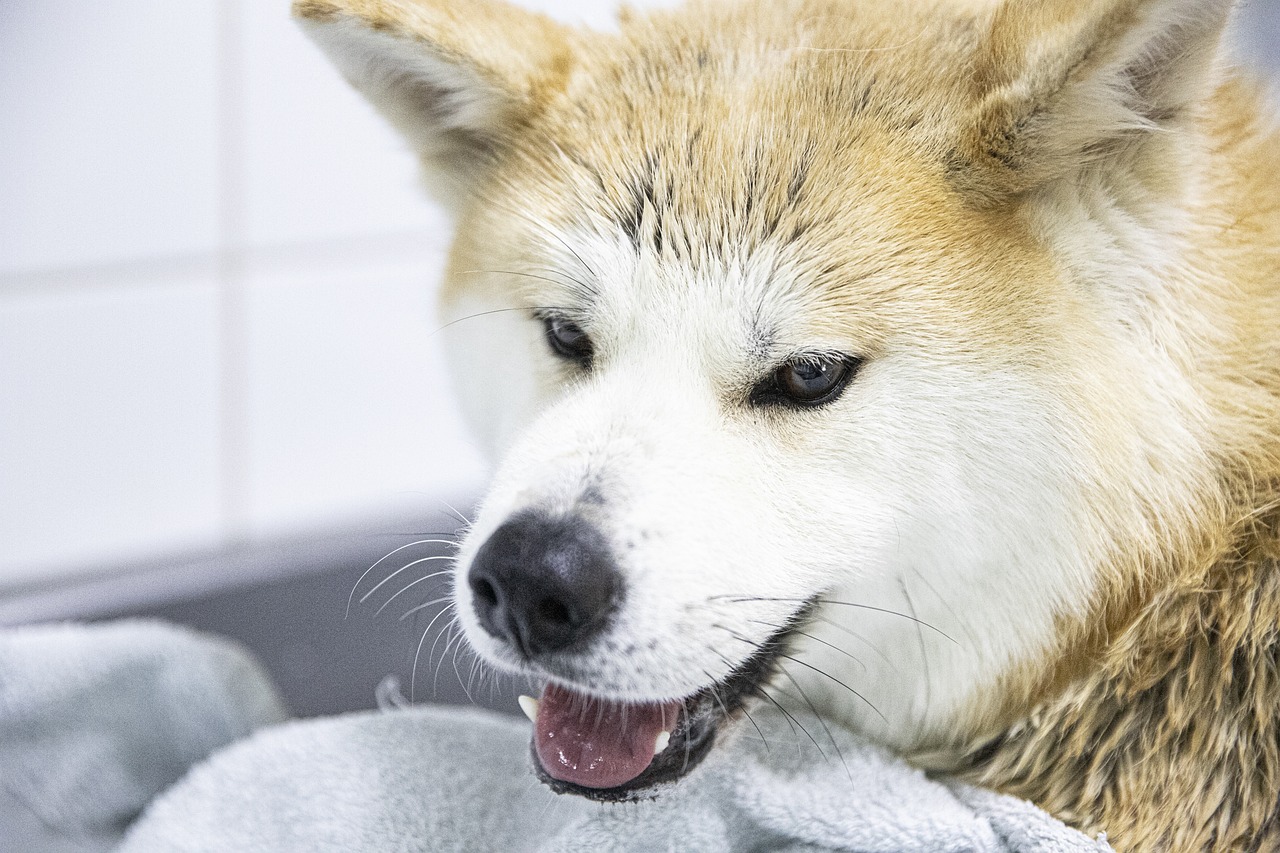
[296,0,1280,848]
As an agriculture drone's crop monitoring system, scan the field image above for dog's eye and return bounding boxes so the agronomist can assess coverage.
[544,316,593,366]
[752,355,861,408]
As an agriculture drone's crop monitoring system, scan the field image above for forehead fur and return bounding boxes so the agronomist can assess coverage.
[455,0,1062,355]
[499,0,983,243]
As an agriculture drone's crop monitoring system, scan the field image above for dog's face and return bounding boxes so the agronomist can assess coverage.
[300,0,1227,800]
[441,117,1094,769]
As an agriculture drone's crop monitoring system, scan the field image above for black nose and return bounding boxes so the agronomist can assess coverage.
[467,513,623,658]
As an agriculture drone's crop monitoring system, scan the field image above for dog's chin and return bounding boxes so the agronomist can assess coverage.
[526,601,817,802]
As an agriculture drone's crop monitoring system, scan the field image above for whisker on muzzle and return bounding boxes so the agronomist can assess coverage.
[704,638,818,762]
[398,591,454,622]
[774,651,886,724]
[430,616,465,700]
[708,594,959,645]
[747,619,869,674]
[347,537,458,618]
[437,499,474,531]
[410,601,457,702]
[776,663,854,784]
[373,567,455,618]
[700,665,772,754]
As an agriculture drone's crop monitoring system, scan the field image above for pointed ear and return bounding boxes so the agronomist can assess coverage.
[952,0,1235,205]
[293,0,576,201]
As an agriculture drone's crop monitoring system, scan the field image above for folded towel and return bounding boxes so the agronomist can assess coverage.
[1,619,1108,852]
[122,697,1110,852]
[0,620,288,853]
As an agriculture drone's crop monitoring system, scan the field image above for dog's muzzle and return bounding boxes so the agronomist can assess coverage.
[466,511,813,798]
[467,511,687,792]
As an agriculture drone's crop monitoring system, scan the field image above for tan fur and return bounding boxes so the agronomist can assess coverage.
[296,0,1280,848]
[950,70,1280,849]
[963,502,1280,850]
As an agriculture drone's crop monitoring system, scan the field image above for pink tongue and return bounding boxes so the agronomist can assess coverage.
[533,683,682,789]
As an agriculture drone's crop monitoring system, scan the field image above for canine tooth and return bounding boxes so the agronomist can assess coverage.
[518,695,539,724]
[654,730,672,756]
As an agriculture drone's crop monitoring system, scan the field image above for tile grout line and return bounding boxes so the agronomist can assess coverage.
[216,0,250,548]
[0,232,449,297]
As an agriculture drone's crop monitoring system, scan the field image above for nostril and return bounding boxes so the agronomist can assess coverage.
[466,512,624,656]
[536,597,573,627]
[472,577,499,608]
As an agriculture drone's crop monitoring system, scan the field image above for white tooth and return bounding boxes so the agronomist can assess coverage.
[518,695,539,724]
[654,730,672,756]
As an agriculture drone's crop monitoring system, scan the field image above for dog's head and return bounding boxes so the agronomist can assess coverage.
[299,0,1234,800]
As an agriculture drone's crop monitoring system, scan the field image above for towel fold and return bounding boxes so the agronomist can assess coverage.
[122,696,1109,853]
[0,620,288,852]
[1,619,1109,852]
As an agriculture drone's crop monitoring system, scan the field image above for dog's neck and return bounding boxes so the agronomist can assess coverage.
[959,494,1280,851]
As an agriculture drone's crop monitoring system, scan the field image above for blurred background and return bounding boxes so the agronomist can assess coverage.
[1,0,1277,718]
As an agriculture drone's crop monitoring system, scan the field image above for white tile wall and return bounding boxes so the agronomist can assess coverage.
[0,0,1276,591]
[0,1,221,274]
[0,0,493,589]
[238,2,446,248]
[0,276,223,585]
[241,247,483,535]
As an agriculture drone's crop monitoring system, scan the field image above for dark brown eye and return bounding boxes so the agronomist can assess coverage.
[544,315,593,366]
[752,355,860,408]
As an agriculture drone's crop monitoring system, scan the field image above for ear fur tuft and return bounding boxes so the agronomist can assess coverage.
[954,0,1235,205]
[293,0,576,202]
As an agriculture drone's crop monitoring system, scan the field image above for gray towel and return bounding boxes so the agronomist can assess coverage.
[0,619,1108,852]
[122,700,1109,852]
[0,620,288,853]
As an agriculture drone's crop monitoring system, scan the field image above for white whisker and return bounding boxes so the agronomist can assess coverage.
[439,499,473,529]
[398,592,454,622]
[373,572,452,618]
[411,602,457,702]
[347,539,457,618]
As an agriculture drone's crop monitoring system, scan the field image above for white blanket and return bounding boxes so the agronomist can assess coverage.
[121,703,1111,853]
[0,620,288,853]
[1,621,1110,852]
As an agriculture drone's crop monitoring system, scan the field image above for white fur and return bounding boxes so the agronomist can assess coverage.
[444,225,1110,752]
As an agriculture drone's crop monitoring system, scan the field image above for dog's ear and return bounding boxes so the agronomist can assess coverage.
[294,0,575,203]
[953,0,1234,205]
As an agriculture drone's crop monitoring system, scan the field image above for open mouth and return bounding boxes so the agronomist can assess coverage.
[520,600,816,802]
